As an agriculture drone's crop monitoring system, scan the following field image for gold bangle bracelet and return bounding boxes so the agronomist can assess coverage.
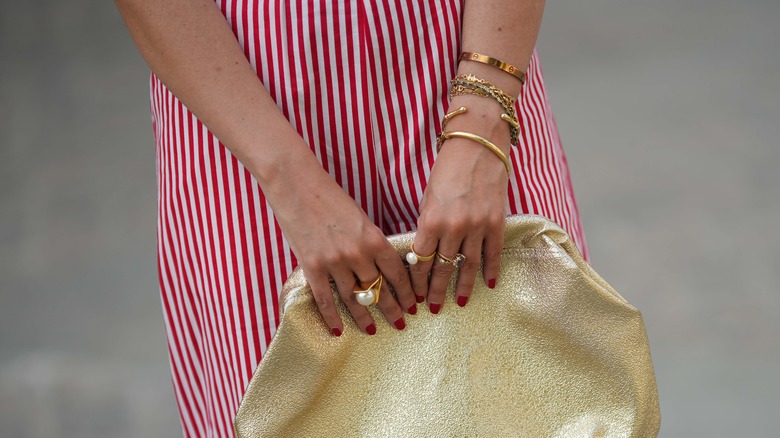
[442,106,468,127]
[437,106,466,151]
[436,106,518,151]
[439,131,511,176]
[460,51,526,84]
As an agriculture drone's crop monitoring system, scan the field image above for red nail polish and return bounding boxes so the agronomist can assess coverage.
[457,295,469,307]
[415,295,425,303]
[331,327,342,337]
[366,324,377,335]
[408,304,417,315]
[488,278,496,289]
[429,303,441,314]
[394,318,406,330]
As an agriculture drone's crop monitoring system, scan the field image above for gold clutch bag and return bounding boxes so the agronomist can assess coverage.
[234,214,660,437]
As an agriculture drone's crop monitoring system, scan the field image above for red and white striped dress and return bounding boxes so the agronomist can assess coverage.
[151,1,590,436]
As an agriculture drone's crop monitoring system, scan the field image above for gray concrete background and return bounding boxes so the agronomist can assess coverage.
[0,0,777,436]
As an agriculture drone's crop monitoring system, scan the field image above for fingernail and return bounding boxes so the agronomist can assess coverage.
[366,323,377,335]
[394,318,406,330]
[457,295,469,307]
[408,304,417,315]
[415,295,425,303]
[488,278,496,289]
[331,327,342,337]
[429,303,441,314]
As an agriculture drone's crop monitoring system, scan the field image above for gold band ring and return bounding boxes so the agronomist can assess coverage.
[405,243,436,265]
[436,253,466,268]
[353,273,383,306]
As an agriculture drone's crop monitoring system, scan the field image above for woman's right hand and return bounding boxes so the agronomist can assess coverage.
[265,156,417,337]
[115,0,415,336]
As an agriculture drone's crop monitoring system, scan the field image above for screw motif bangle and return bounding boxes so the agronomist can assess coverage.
[460,51,526,84]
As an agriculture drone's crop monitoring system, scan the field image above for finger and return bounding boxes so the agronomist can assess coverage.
[453,233,484,307]
[374,274,407,330]
[426,237,463,314]
[482,218,506,289]
[408,230,439,302]
[305,267,344,336]
[352,260,405,331]
[331,267,377,335]
[375,244,418,315]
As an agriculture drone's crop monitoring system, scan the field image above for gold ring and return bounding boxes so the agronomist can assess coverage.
[353,273,382,306]
[405,243,436,265]
[436,253,466,268]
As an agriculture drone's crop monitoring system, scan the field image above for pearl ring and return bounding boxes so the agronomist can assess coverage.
[353,273,383,306]
[405,243,436,265]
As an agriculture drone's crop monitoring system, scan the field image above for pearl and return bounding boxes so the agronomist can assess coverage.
[405,252,418,265]
[356,290,376,306]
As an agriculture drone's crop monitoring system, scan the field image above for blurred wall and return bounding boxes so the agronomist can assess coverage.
[1,0,778,436]
[0,1,180,436]
[538,1,780,435]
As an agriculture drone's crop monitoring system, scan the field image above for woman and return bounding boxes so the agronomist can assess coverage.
[116,0,590,435]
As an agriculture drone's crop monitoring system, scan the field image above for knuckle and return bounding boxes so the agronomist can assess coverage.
[353,313,374,328]
[319,252,342,267]
[390,267,411,287]
[430,265,453,278]
[304,259,325,273]
[489,213,505,228]
[445,219,467,235]
[485,247,503,260]
[366,232,389,253]
[339,289,358,305]
[455,280,474,295]
[461,259,480,273]
[381,309,402,324]
[343,247,364,264]
[418,214,443,233]
[313,292,332,311]
[408,263,429,276]
[325,247,364,267]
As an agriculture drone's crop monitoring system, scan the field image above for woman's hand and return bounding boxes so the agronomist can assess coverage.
[266,156,417,336]
[410,95,512,312]
[410,0,544,311]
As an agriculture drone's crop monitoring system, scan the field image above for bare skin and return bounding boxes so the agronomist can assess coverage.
[411,0,546,313]
[115,0,544,333]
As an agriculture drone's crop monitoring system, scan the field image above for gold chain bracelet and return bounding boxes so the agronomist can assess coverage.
[450,74,520,146]
[451,74,517,105]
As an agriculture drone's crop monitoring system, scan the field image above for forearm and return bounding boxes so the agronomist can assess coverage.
[446,0,545,153]
[115,0,320,195]
[459,0,545,96]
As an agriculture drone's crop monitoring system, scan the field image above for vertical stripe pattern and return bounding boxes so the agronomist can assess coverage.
[152,1,590,436]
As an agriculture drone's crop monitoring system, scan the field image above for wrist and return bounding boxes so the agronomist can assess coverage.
[247,141,329,200]
[445,95,513,154]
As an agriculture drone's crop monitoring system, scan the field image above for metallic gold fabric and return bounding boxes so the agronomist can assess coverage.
[234,215,660,437]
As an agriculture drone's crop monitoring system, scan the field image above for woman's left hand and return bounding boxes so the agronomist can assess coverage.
[410,95,511,312]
